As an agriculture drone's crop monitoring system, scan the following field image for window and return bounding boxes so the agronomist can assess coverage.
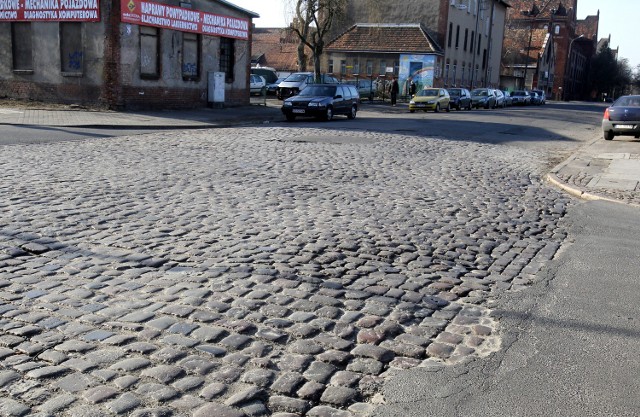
[60,23,83,74]
[182,32,199,80]
[455,25,460,48]
[477,34,481,55]
[11,22,33,71]
[464,28,468,51]
[366,60,373,75]
[340,60,346,75]
[554,25,560,35]
[470,31,475,52]
[461,63,465,84]
[140,26,160,79]
[482,49,487,69]
[353,60,360,74]
[448,23,453,48]
[452,64,457,86]
[380,60,387,75]
[445,63,450,86]
[219,37,235,83]
[328,59,334,74]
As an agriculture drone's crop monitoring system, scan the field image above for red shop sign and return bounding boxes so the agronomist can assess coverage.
[121,0,249,40]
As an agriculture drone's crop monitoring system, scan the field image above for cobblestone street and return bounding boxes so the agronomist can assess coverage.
[0,127,571,416]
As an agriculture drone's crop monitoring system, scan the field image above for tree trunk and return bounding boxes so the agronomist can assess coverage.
[297,43,307,71]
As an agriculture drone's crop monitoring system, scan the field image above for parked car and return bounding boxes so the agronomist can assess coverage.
[446,88,472,111]
[494,89,506,108]
[266,77,285,95]
[530,91,542,105]
[345,79,375,100]
[511,90,532,105]
[251,66,278,84]
[531,89,546,105]
[249,74,266,95]
[470,88,497,109]
[409,88,451,113]
[277,72,340,100]
[602,95,640,141]
[281,84,360,121]
[502,90,513,106]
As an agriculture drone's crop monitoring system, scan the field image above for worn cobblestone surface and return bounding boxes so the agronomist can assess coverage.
[0,127,571,415]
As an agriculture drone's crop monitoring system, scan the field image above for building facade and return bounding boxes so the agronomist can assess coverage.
[325,23,442,96]
[501,0,599,99]
[338,0,510,89]
[0,0,258,109]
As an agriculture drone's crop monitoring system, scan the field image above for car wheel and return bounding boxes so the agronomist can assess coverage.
[604,130,614,141]
[409,110,415,113]
[285,114,296,122]
[446,103,451,112]
[347,105,357,120]
[467,102,472,110]
[324,106,333,121]
[435,103,440,113]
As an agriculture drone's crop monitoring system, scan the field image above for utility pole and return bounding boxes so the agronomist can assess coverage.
[484,0,495,87]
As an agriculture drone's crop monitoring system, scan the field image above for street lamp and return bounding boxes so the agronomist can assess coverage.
[564,34,584,100]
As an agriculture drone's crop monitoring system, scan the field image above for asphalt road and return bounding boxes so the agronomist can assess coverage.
[0,125,188,146]
[375,200,640,417]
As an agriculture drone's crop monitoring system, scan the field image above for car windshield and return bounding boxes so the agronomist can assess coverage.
[512,91,526,96]
[284,74,309,82]
[298,86,336,97]
[615,96,640,107]
[448,89,461,96]
[418,89,439,96]
[471,89,487,96]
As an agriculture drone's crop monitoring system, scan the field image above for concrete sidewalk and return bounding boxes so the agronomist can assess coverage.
[1,100,638,206]
[547,136,640,207]
[0,102,283,129]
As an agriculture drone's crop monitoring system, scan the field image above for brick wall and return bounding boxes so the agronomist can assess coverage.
[0,80,101,105]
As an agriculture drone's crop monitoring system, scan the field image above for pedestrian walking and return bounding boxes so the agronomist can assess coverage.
[389,76,399,106]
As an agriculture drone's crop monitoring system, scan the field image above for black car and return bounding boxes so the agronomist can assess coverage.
[446,88,472,110]
[281,84,360,121]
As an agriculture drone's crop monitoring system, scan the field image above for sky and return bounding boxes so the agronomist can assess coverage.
[229,0,640,69]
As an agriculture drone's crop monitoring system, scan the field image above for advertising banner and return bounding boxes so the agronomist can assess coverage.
[0,0,100,22]
[121,0,249,40]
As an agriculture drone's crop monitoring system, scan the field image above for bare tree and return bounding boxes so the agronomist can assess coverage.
[288,0,347,80]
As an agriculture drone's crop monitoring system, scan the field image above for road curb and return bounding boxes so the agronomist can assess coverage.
[545,173,640,208]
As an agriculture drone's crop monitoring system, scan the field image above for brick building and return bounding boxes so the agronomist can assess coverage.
[251,27,301,75]
[0,0,258,109]
[502,27,556,94]
[501,0,599,100]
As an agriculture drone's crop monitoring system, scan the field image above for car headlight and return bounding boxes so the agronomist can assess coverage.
[283,102,292,107]
[409,100,415,105]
